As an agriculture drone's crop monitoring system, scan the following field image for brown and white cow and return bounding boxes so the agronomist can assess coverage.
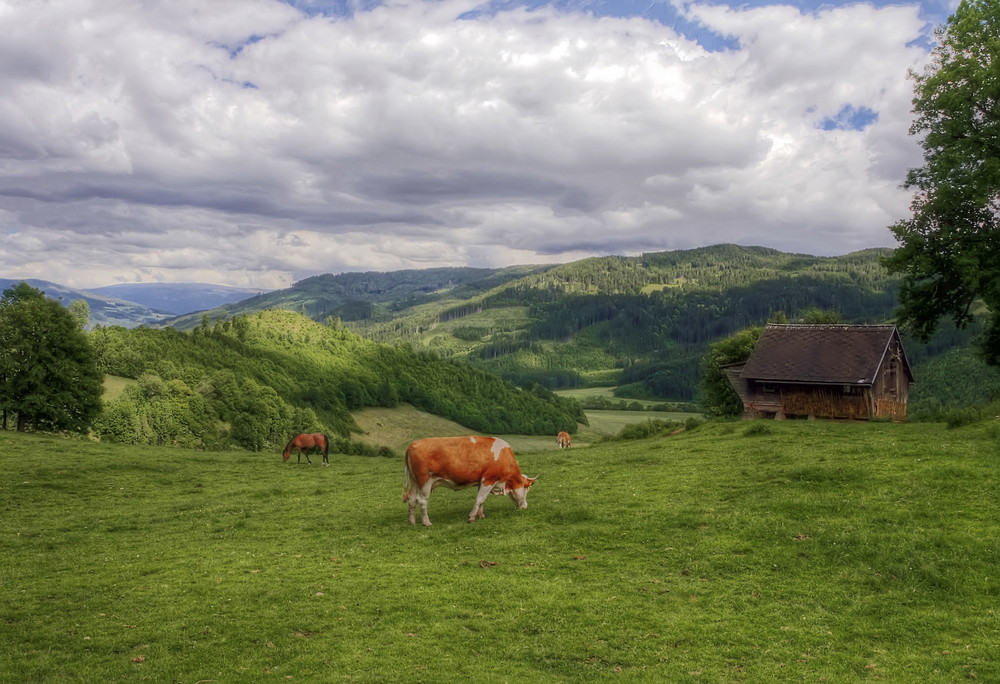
[557,431,571,449]
[403,436,535,526]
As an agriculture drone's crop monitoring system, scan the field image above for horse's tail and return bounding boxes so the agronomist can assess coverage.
[402,446,414,501]
[322,433,330,457]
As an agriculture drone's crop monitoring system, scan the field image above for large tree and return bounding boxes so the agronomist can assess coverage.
[0,282,103,432]
[884,0,1000,364]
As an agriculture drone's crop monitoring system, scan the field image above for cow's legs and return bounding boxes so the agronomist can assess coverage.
[469,482,495,523]
[407,491,417,525]
[408,481,433,526]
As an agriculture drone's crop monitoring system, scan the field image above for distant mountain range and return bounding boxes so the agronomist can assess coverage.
[88,282,265,316]
[0,278,266,328]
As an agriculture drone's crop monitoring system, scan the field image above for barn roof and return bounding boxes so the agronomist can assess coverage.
[740,324,912,386]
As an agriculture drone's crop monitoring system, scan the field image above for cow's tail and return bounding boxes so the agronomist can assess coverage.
[402,447,413,502]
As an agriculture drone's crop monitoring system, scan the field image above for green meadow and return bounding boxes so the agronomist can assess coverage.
[3,419,999,682]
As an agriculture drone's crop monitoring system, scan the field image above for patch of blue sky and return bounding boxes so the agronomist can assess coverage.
[276,0,954,52]
[279,0,382,17]
[819,104,879,131]
[214,33,268,58]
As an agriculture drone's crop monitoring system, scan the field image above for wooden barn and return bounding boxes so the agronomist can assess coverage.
[726,324,914,421]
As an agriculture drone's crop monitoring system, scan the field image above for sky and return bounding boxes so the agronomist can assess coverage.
[0,0,959,290]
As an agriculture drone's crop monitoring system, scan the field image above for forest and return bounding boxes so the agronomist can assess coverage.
[346,245,912,398]
[168,245,909,401]
[90,309,583,452]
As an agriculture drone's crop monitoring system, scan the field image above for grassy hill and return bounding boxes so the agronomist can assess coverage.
[5,418,999,681]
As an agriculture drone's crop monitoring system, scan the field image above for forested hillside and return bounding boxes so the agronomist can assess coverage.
[166,265,552,329]
[162,245,907,400]
[154,244,997,406]
[353,245,904,398]
[91,310,583,451]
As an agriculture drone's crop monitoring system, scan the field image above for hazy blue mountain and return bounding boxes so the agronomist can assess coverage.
[0,278,172,328]
[1,278,267,327]
[89,282,266,316]
[165,265,549,329]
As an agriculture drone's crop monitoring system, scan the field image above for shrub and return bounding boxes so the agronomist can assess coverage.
[743,422,772,436]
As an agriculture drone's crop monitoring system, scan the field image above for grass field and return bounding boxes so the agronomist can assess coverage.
[353,402,700,452]
[3,419,1000,681]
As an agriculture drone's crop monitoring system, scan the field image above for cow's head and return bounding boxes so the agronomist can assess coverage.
[505,474,535,510]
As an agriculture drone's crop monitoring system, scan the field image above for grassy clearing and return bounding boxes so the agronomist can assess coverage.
[581,409,699,440]
[3,420,1000,681]
[352,402,697,451]
[101,375,136,402]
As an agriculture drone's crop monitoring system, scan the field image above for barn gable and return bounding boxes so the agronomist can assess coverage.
[728,324,913,421]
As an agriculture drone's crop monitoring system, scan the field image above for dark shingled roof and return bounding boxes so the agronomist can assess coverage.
[740,324,910,385]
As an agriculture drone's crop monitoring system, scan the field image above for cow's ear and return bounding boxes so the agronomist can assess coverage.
[525,476,536,487]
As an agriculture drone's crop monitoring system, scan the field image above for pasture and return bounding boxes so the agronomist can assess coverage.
[354,402,700,453]
[3,420,1000,681]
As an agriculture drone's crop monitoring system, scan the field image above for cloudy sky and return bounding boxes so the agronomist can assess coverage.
[0,0,957,289]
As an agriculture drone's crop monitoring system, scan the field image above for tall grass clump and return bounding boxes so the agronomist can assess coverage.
[602,417,692,442]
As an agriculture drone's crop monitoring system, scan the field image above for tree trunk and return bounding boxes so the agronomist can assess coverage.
[17,412,27,432]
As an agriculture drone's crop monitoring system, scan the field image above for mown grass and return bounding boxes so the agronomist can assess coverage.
[2,420,999,681]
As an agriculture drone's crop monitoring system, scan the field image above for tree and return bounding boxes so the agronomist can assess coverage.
[68,299,90,330]
[700,327,762,417]
[884,0,1000,365]
[0,282,103,432]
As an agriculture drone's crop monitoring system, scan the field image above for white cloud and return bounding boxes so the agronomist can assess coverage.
[0,0,933,287]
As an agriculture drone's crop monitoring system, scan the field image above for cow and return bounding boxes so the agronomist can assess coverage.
[557,431,572,449]
[403,436,536,526]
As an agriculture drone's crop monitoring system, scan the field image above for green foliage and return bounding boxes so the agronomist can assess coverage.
[800,307,841,324]
[700,327,762,417]
[908,347,1000,420]
[67,299,90,330]
[885,0,1000,365]
[743,421,773,436]
[90,309,583,450]
[0,282,103,433]
[606,417,688,441]
[577,394,696,413]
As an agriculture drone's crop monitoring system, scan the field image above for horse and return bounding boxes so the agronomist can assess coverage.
[282,433,330,466]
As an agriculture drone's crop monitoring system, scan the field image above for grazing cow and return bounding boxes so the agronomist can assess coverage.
[557,431,572,449]
[403,436,536,526]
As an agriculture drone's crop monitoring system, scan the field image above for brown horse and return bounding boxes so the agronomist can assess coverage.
[283,433,330,465]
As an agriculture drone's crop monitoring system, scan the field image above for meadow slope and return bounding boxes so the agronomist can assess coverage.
[2,420,999,682]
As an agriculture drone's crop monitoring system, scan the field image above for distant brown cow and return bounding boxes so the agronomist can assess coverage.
[557,431,571,448]
[403,436,535,526]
